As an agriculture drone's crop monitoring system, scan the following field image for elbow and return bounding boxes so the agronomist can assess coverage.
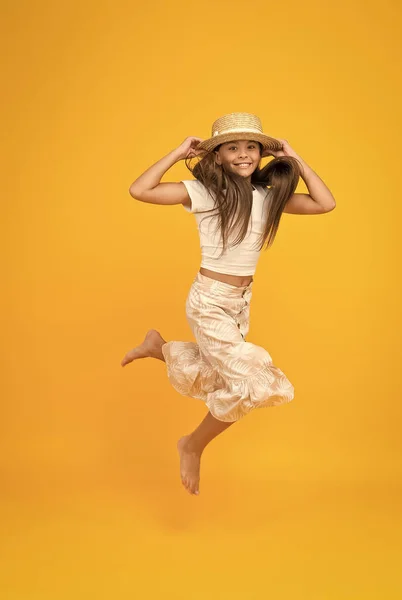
[129,185,142,200]
[325,197,336,212]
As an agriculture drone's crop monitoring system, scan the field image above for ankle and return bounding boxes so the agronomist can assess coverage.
[184,434,204,455]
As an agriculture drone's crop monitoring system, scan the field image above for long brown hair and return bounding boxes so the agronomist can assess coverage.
[185,143,302,259]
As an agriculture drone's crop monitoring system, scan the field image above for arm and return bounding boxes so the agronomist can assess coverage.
[284,157,337,214]
[129,137,203,206]
[264,140,336,215]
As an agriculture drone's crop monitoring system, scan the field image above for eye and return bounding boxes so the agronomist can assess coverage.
[228,144,255,150]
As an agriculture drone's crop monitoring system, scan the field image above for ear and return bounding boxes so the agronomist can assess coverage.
[214,150,222,165]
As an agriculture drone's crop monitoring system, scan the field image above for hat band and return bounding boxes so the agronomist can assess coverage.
[213,126,263,137]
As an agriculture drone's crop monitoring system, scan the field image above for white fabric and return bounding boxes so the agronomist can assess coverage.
[181,179,271,276]
[161,271,294,422]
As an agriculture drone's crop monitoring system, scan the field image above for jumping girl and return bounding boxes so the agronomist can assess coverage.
[121,112,336,496]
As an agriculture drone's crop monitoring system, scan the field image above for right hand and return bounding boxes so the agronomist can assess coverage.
[175,136,204,160]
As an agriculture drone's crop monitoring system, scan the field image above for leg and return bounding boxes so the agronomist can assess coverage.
[121,329,237,496]
[177,411,236,496]
[120,329,166,366]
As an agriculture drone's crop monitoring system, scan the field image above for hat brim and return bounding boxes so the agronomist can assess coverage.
[197,132,283,153]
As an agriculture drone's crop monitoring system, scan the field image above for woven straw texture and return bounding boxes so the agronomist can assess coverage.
[198,112,282,153]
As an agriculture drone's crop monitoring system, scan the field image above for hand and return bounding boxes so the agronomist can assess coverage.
[175,136,204,160]
[261,139,301,160]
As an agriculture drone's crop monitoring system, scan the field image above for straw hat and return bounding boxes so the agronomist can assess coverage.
[197,112,283,153]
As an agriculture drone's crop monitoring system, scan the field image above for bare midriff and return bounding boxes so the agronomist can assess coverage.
[199,267,253,288]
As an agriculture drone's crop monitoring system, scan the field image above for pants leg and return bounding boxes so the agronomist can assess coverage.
[161,276,294,422]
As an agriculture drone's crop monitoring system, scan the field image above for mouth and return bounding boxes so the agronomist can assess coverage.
[234,163,252,169]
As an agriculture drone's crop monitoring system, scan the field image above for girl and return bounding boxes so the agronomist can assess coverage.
[121,112,336,496]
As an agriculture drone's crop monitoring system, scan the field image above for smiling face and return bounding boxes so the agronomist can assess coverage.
[214,139,262,179]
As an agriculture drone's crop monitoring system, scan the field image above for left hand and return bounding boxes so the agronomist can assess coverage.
[261,139,301,160]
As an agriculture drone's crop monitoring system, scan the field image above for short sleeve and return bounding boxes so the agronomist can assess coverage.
[181,179,214,213]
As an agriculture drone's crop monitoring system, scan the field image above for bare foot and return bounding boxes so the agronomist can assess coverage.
[177,435,201,496]
[121,329,166,366]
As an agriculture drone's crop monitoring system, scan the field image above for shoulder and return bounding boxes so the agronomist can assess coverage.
[253,184,270,197]
[181,179,214,213]
[181,179,208,195]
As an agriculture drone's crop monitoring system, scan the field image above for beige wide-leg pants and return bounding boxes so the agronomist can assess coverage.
[161,272,294,422]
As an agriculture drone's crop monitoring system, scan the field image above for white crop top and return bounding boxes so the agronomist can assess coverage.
[181,179,271,276]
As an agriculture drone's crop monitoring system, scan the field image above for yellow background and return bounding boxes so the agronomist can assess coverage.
[2,0,401,598]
